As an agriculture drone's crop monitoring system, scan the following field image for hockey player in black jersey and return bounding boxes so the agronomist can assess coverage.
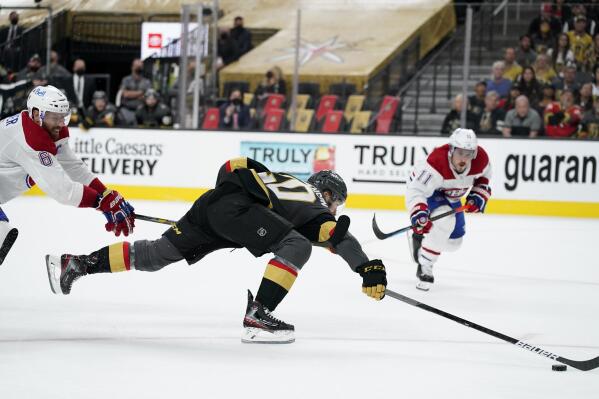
[45,157,387,343]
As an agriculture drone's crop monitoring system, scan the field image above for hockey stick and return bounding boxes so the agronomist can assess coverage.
[372,205,469,240]
[135,214,177,225]
[385,288,599,371]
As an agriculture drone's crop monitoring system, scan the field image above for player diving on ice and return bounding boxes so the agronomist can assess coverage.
[407,128,492,291]
[0,85,135,266]
[45,158,387,344]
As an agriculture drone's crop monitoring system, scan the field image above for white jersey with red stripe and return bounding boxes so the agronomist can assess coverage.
[406,144,492,210]
[0,111,96,206]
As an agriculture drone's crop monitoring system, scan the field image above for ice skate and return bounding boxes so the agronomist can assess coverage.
[416,263,434,291]
[242,290,295,344]
[0,222,18,266]
[45,254,93,295]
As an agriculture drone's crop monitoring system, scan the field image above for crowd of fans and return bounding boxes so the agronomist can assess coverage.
[443,2,599,138]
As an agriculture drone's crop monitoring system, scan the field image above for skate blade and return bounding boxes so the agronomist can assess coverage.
[0,228,18,266]
[416,280,432,291]
[45,255,62,295]
[241,327,295,344]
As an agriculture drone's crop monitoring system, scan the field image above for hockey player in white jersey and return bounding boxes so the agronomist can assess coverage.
[406,128,492,291]
[0,85,135,265]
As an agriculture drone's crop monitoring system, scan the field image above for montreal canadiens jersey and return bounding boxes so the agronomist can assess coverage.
[0,111,96,205]
[406,144,492,210]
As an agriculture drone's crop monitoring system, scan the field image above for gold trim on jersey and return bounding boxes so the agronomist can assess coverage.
[108,243,129,273]
[318,221,337,242]
[250,169,273,208]
[227,157,249,171]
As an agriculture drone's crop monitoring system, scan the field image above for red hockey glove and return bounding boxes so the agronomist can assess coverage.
[96,190,135,237]
[410,203,432,235]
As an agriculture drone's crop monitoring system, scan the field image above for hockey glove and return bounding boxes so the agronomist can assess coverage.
[466,184,491,213]
[97,190,135,237]
[410,203,432,235]
[356,259,387,301]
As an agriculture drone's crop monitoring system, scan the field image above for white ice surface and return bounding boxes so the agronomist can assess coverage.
[1,197,598,398]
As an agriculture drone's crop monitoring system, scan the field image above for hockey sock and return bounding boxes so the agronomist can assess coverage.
[86,242,132,274]
[256,257,299,311]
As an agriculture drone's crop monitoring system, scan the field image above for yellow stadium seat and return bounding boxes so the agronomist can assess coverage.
[350,110,372,133]
[243,93,254,106]
[292,109,314,132]
[286,94,311,121]
[344,94,365,123]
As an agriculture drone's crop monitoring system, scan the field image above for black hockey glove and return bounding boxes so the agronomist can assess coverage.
[356,259,387,301]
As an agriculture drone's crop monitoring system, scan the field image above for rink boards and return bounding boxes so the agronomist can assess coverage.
[27,128,599,218]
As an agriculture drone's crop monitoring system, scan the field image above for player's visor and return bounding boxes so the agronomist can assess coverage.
[42,110,72,126]
[453,148,476,159]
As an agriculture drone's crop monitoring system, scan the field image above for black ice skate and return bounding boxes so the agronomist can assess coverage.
[416,263,434,291]
[242,290,295,344]
[45,254,93,295]
[0,225,18,266]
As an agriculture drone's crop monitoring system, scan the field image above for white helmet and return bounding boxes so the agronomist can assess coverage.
[27,85,71,126]
[449,128,478,156]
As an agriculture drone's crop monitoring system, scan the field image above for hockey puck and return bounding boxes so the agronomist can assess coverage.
[552,364,567,371]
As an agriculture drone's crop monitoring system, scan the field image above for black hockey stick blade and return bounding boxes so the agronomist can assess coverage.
[385,288,599,371]
[135,214,177,225]
[372,205,469,240]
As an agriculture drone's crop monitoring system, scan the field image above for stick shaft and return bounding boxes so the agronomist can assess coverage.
[135,214,177,225]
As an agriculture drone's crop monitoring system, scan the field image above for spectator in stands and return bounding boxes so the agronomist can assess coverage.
[592,64,599,97]
[0,11,23,71]
[532,20,556,54]
[135,89,173,128]
[119,58,152,124]
[552,61,580,96]
[533,53,557,84]
[547,33,575,77]
[552,0,572,26]
[16,54,45,81]
[544,89,582,137]
[516,35,537,67]
[48,51,71,80]
[579,99,599,138]
[529,3,562,37]
[537,82,556,115]
[63,58,96,110]
[31,70,49,88]
[476,91,505,136]
[219,88,251,130]
[502,48,523,81]
[563,4,596,36]
[255,66,287,102]
[84,91,118,128]
[440,94,476,135]
[515,67,542,104]
[503,95,542,138]
[577,82,594,112]
[468,81,486,119]
[486,61,511,99]
[499,86,522,113]
[230,16,253,60]
[567,15,593,72]
[217,28,239,68]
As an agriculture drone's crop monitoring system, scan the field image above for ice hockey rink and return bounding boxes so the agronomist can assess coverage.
[1,196,598,398]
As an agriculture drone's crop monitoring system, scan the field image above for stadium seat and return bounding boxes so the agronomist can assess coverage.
[223,81,250,98]
[264,94,286,113]
[286,94,311,121]
[320,110,344,133]
[298,82,320,98]
[315,95,338,122]
[243,93,254,106]
[329,82,356,98]
[263,108,285,131]
[374,95,400,134]
[343,94,365,123]
[202,107,220,129]
[349,111,372,133]
[291,109,314,132]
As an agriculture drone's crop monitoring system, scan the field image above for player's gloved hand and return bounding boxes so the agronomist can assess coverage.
[96,189,135,237]
[410,203,432,234]
[466,184,491,213]
[356,259,387,301]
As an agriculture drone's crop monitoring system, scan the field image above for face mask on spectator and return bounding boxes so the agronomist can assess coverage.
[134,67,143,74]
[74,68,85,76]
[232,98,242,106]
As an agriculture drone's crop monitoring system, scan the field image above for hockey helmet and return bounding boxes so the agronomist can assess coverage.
[308,170,347,205]
[27,85,71,126]
[449,128,477,158]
